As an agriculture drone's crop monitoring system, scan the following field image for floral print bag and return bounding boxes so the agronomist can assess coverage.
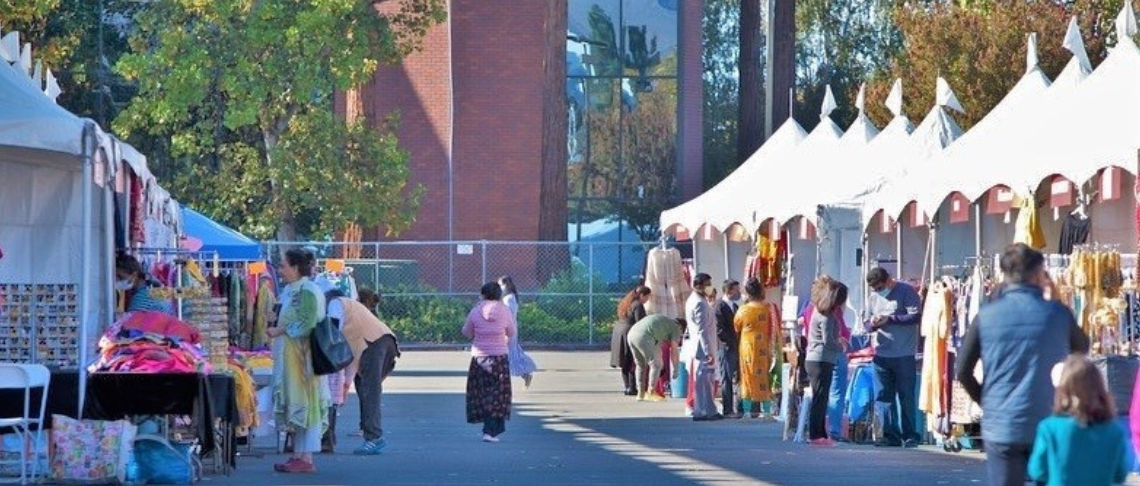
[50,415,136,484]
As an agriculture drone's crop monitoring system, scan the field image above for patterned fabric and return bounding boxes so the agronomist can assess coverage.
[127,286,174,314]
[735,301,781,402]
[50,415,136,483]
[644,248,689,319]
[273,277,329,432]
[466,356,512,423]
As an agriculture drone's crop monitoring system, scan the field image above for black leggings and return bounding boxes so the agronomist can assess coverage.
[805,360,835,441]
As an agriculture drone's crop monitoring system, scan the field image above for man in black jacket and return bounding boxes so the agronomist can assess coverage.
[716,280,743,418]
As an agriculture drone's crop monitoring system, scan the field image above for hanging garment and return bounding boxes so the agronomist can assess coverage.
[251,279,277,349]
[1058,213,1091,255]
[1013,197,1045,249]
[644,248,689,319]
[919,281,952,428]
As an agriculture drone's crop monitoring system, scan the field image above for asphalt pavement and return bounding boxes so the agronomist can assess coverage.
[221,351,998,486]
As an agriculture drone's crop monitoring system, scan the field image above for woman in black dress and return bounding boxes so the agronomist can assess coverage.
[612,286,651,395]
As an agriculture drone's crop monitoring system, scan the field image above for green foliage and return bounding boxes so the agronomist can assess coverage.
[376,267,618,345]
[0,0,141,124]
[702,0,744,190]
[111,0,446,240]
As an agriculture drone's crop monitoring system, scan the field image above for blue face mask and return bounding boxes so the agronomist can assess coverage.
[875,287,890,298]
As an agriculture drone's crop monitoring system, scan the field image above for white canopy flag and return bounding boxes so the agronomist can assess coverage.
[1063,16,1091,72]
[31,60,43,91]
[0,30,17,63]
[1116,2,1138,41]
[18,42,32,76]
[936,77,965,113]
[820,84,837,119]
[45,68,62,101]
[1026,32,1039,74]
[885,78,904,117]
[855,83,866,112]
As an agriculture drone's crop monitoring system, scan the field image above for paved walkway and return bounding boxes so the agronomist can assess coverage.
[227,351,992,485]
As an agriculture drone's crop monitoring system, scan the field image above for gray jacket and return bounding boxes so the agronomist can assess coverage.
[806,309,843,364]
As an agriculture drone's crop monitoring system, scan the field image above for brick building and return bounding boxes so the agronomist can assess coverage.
[335,1,718,291]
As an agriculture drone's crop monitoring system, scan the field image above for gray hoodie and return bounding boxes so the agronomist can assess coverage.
[806,309,842,364]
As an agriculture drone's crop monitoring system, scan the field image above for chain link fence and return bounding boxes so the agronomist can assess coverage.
[261,240,692,348]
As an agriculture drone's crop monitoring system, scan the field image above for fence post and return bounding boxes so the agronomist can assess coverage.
[373,242,381,291]
[481,240,488,285]
[588,243,594,346]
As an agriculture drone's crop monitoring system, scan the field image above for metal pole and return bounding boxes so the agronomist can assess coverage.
[481,241,488,285]
[723,234,730,282]
[446,0,456,293]
[78,123,96,419]
[895,220,903,278]
[588,243,595,346]
[974,203,982,257]
[374,242,381,291]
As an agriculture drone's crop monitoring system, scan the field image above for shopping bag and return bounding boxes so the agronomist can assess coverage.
[127,434,196,485]
[49,415,136,485]
[310,316,352,375]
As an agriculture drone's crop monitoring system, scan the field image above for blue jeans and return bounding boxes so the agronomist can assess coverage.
[827,352,848,437]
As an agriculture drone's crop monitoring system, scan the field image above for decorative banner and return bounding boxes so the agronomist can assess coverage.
[1099,167,1122,202]
[1050,176,1074,208]
[949,193,970,224]
[701,224,717,242]
[325,259,346,273]
[908,202,928,228]
[248,261,268,275]
[798,218,816,241]
[986,186,1016,215]
[879,211,894,234]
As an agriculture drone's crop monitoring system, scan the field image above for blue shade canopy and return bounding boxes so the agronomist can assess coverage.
[180,206,261,260]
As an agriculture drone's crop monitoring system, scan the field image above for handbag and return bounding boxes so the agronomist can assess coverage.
[127,434,198,484]
[311,316,353,375]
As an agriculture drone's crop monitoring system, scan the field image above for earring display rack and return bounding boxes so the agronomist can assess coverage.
[0,283,80,368]
[182,295,230,369]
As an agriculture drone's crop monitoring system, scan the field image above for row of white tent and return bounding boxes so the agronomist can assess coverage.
[0,28,181,415]
[660,7,1140,313]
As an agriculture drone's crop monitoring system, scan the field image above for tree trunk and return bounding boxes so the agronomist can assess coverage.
[738,0,763,163]
[537,0,570,284]
[264,127,298,246]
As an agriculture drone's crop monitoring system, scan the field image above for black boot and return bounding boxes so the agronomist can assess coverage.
[622,370,638,395]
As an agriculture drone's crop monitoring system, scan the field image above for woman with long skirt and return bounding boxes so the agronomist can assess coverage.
[463,282,518,442]
[735,278,782,419]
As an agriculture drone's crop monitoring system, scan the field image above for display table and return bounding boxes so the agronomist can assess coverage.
[0,371,237,470]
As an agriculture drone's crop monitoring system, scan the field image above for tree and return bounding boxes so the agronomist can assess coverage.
[113,0,446,241]
[737,0,764,163]
[793,0,899,130]
[1,0,141,125]
[703,0,746,189]
[863,1,1137,130]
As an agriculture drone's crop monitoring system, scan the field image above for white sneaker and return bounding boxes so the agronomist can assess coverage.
[482,434,499,443]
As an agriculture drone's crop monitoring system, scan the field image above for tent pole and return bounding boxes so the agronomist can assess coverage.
[974,202,982,258]
[104,143,117,351]
[895,220,903,278]
[723,233,730,283]
[861,231,869,319]
[78,123,96,420]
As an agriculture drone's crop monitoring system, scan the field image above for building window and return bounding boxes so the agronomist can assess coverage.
[567,0,679,239]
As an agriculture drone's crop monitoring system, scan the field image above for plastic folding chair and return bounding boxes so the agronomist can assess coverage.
[0,364,50,485]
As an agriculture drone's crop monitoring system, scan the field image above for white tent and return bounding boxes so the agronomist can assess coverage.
[659,118,806,235]
[0,34,145,417]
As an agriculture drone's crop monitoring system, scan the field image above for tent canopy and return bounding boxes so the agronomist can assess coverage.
[181,206,261,260]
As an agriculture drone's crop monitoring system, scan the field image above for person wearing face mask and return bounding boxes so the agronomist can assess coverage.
[865,266,922,448]
[715,280,743,418]
[115,253,173,314]
[500,276,537,389]
[684,273,723,421]
[956,244,1089,486]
